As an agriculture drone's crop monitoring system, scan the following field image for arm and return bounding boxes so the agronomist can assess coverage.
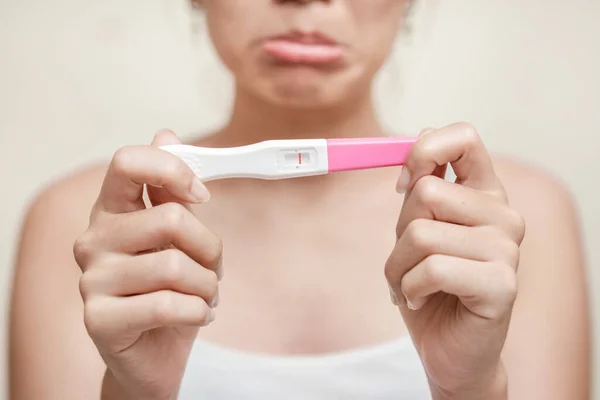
[9,167,108,399]
[498,162,591,399]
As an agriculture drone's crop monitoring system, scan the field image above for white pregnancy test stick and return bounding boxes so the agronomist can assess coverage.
[159,137,417,182]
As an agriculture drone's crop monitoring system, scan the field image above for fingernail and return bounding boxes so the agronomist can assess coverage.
[405,295,425,310]
[205,308,216,325]
[388,283,404,306]
[396,167,411,193]
[191,178,210,203]
[216,259,224,281]
[389,287,399,306]
[211,291,220,308]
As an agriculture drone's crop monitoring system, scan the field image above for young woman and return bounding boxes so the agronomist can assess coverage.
[9,1,591,399]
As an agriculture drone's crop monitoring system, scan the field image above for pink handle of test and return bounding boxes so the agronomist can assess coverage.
[326,137,417,173]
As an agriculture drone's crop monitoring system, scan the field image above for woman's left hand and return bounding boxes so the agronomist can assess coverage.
[385,123,526,400]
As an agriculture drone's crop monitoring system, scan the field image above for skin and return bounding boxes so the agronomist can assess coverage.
[9,1,590,399]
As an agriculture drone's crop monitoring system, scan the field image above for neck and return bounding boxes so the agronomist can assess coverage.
[192,83,400,197]
[199,83,387,148]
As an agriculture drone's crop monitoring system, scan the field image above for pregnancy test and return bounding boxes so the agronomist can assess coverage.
[160,137,416,182]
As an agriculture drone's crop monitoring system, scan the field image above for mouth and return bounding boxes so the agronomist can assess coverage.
[261,30,344,65]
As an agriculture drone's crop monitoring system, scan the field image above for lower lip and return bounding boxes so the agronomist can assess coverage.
[262,39,344,64]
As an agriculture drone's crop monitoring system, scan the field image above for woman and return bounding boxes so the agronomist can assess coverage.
[9,0,590,399]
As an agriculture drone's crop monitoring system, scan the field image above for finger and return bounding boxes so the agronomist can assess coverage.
[398,127,445,195]
[87,202,222,271]
[386,219,519,282]
[398,255,517,320]
[79,249,220,307]
[84,291,215,348]
[398,122,506,199]
[395,175,525,243]
[95,141,210,216]
[147,130,194,210]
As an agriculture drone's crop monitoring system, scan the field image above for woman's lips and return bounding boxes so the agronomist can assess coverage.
[262,33,344,64]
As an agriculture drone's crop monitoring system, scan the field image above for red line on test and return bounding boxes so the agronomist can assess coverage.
[298,152,302,165]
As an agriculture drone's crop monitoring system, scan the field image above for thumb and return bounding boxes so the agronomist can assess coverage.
[397,127,447,198]
[151,128,182,147]
[147,130,196,209]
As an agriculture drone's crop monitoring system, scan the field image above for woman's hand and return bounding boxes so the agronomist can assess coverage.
[73,130,222,400]
[385,123,526,400]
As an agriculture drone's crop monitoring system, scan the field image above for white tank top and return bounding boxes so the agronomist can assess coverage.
[179,336,431,399]
[178,166,456,399]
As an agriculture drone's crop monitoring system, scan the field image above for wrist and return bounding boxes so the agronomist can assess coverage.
[430,363,508,400]
[101,368,178,400]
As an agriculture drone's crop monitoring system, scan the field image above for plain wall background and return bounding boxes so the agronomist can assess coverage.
[1,0,598,398]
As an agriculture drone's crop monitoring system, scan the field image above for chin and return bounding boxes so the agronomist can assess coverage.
[255,67,364,110]
[265,83,339,109]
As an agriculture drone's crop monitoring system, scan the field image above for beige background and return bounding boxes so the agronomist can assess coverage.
[1,0,598,398]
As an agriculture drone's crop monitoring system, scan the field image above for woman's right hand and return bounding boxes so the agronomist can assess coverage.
[73,130,223,400]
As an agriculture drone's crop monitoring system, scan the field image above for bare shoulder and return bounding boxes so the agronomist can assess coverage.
[490,155,591,399]
[491,154,579,221]
[16,161,110,272]
[10,162,109,399]
[25,162,108,224]
[490,154,586,309]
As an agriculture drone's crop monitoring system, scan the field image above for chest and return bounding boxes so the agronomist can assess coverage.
[196,199,407,355]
